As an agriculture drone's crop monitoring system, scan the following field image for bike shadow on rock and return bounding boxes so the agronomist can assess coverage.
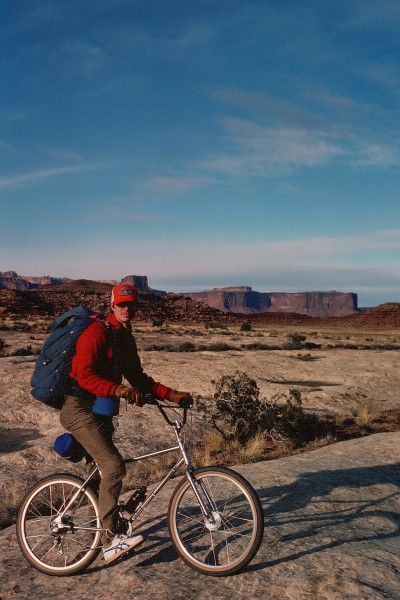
[248,462,400,573]
[86,463,399,576]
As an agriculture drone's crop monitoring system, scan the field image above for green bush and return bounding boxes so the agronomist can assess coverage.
[240,322,252,332]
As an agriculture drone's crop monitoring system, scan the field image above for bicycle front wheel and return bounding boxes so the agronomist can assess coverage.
[168,466,264,576]
[16,473,102,576]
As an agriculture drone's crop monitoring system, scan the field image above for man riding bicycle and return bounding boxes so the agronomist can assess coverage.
[60,284,193,564]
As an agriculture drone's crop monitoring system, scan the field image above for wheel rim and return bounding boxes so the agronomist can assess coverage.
[19,478,101,573]
[171,472,259,572]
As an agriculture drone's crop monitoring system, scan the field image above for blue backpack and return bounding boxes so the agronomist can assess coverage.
[31,306,99,409]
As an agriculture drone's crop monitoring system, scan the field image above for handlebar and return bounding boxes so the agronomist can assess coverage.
[142,393,159,406]
[142,393,191,427]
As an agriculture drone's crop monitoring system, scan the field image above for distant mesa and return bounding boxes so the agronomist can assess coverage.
[0,270,70,291]
[120,275,167,296]
[1,271,358,317]
[182,286,359,318]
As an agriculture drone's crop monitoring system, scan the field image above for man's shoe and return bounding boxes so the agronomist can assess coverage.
[103,533,144,564]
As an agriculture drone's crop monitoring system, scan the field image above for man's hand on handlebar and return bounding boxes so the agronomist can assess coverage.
[114,387,194,410]
[114,385,144,407]
[167,389,194,409]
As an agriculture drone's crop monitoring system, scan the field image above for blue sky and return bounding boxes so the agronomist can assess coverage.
[1,0,400,307]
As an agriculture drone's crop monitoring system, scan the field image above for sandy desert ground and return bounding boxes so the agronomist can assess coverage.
[0,321,399,491]
[0,320,399,599]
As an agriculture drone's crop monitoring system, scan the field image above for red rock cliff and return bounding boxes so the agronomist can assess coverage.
[182,287,359,318]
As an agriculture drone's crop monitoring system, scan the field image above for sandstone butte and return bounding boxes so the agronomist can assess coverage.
[0,272,360,318]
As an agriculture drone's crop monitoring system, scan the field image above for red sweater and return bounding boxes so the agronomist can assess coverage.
[70,313,170,400]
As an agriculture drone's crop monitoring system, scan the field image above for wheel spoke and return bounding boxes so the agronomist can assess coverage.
[169,467,264,575]
[17,475,102,575]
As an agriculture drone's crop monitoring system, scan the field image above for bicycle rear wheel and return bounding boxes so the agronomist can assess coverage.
[16,473,102,576]
[168,466,264,576]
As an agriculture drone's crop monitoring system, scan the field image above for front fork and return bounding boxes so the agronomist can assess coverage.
[174,424,218,524]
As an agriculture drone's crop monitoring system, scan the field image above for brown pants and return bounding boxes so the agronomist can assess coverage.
[60,395,126,541]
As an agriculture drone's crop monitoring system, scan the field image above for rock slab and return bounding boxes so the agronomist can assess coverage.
[0,432,399,600]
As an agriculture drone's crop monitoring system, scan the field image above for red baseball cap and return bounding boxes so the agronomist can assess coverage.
[111,284,138,305]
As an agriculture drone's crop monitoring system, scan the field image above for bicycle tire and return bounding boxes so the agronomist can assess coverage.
[16,473,102,576]
[168,466,264,576]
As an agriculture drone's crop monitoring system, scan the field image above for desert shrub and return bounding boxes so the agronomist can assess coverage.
[177,341,196,352]
[144,342,196,352]
[152,319,164,327]
[197,371,262,444]
[11,345,39,356]
[351,401,381,426]
[197,371,324,448]
[259,389,323,447]
[241,343,280,350]
[284,332,307,349]
[204,323,228,330]
[0,338,7,352]
[240,322,252,332]
[205,342,236,351]
[296,352,318,361]
[303,342,321,349]
[192,431,226,467]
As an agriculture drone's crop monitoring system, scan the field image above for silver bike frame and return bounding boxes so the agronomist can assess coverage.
[53,403,214,534]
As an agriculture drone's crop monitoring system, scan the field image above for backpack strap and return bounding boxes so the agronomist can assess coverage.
[99,319,122,383]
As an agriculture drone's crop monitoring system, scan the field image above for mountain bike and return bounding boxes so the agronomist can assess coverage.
[16,397,264,577]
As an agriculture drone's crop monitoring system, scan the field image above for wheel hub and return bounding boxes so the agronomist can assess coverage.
[204,511,222,531]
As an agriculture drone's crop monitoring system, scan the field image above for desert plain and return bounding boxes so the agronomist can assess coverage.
[0,317,399,599]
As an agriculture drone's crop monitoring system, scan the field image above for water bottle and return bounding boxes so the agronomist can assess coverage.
[92,396,119,416]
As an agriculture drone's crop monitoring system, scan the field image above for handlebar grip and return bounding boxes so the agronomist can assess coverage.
[143,393,158,405]
[143,393,192,412]
[178,396,193,409]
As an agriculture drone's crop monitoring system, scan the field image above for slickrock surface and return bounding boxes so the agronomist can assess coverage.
[1,432,399,600]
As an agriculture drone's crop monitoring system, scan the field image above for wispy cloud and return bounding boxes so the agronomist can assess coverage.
[205,85,400,178]
[352,141,400,166]
[198,118,345,177]
[0,109,36,122]
[141,175,215,196]
[0,140,15,153]
[195,116,400,180]
[344,0,400,30]
[67,228,400,280]
[38,146,85,162]
[63,41,107,75]
[94,207,168,222]
[212,87,332,132]
[0,163,104,189]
